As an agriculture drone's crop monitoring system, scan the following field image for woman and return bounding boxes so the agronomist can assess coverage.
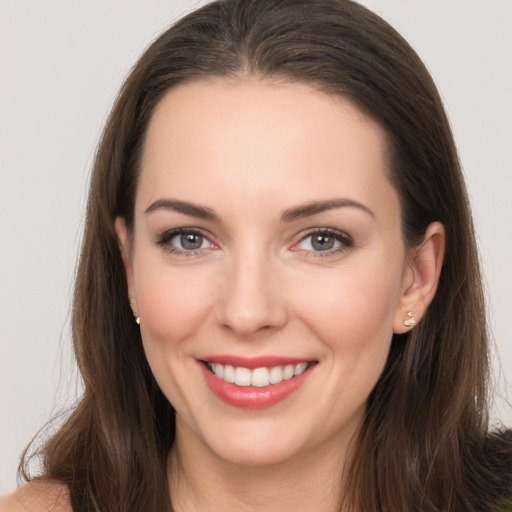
[3,0,511,510]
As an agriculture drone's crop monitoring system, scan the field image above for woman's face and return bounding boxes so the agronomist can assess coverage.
[117,78,416,467]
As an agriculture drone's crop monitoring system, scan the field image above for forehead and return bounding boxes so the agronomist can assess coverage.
[137,78,398,223]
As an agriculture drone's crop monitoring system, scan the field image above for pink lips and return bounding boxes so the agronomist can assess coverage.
[199,355,316,409]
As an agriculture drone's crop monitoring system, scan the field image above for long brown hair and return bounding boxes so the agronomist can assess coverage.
[20,1,511,510]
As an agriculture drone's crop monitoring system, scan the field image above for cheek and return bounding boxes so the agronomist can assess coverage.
[134,263,214,345]
[293,257,402,368]
[132,264,217,410]
[302,262,398,326]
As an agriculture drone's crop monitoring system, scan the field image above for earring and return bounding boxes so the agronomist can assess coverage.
[403,311,416,327]
[135,317,141,325]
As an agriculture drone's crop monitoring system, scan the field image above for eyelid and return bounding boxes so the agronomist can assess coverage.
[154,227,218,255]
[290,227,354,256]
[154,226,353,258]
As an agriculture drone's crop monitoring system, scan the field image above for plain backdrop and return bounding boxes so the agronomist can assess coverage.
[1,0,511,495]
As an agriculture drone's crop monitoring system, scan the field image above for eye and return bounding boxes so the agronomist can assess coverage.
[173,232,210,251]
[294,228,353,256]
[155,228,215,254]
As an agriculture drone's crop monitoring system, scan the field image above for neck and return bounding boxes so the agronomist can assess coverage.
[168,422,356,512]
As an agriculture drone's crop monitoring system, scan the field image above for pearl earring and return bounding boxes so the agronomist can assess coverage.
[403,311,416,327]
[135,317,141,325]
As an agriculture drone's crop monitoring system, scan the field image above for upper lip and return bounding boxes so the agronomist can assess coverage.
[200,355,316,369]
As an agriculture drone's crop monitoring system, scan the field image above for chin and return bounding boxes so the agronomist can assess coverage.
[190,415,309,467]
[210,437,303,467]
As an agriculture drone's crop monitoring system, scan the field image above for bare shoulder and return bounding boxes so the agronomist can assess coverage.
[0,481,71,512]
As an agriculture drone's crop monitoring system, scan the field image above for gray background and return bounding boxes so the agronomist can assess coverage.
[1,0,511,494]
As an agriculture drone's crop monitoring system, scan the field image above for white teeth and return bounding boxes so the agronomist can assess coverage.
[269,366,284,384]
[251,367,270,387]
[207,361,312,387]
[283,364,294,380]
[223,364,235,383]
[294,362,308,376]
[234,367,252,386]
[213,363,224,379]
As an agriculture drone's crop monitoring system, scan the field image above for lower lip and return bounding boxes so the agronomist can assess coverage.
[199,362,315,409]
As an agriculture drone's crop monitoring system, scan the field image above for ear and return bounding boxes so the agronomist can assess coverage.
[393,222,445,334]
[114,217,138,318]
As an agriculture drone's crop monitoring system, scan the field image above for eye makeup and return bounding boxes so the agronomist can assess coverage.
[154,227,217,256]
[153,225,354,259]
[291,227,354,258]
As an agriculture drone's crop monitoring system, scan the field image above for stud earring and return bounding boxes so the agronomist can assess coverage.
[135,317,141,325]
[403,311,416,327]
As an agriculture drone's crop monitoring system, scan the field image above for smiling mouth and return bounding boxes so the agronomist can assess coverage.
[204,361,317,388]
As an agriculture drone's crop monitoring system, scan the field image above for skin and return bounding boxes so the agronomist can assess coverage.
[3,78,444,512]
[109,78,445,512]
[0,482,70,512]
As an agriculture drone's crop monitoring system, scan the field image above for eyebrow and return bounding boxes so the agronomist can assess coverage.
[144,197,374,223]
[280,198,375,222]
[145,199,219,221]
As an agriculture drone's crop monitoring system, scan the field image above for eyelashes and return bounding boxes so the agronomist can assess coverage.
[154,228,216,256]
[154,227,354,258]
[292,228,353,256]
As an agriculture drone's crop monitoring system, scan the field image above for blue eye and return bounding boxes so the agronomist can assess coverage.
[296,229,353,255]
[156,229,214,254]
[171,232,210,251]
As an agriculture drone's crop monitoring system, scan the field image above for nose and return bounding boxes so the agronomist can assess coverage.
[216,248,288,338]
